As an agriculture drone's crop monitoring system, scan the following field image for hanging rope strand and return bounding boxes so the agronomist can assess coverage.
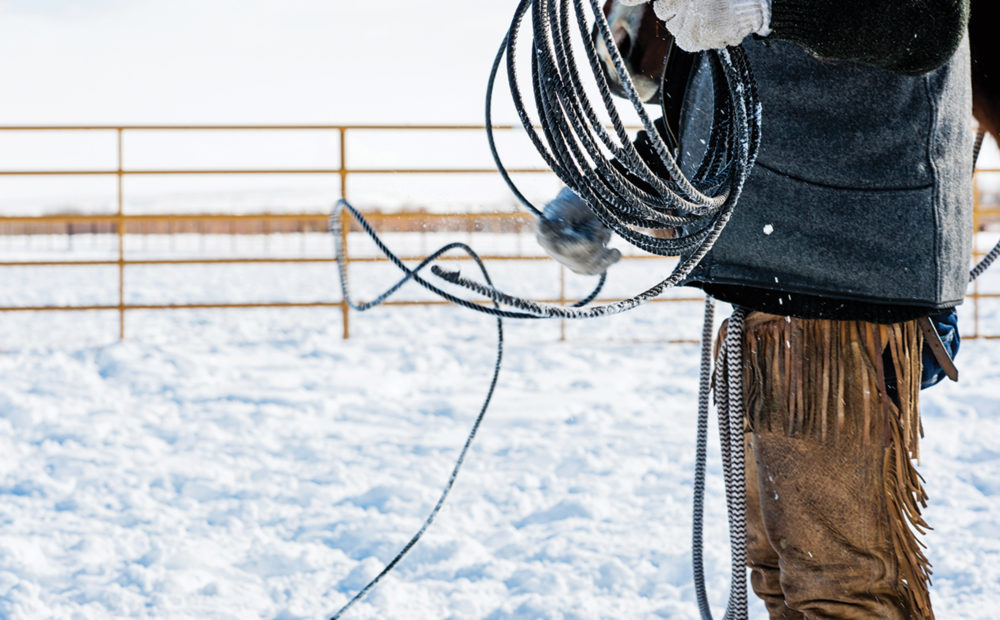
[720,307,749,620]
[693,297,717,619]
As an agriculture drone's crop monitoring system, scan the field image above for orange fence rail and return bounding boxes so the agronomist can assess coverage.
[0,125,997,341]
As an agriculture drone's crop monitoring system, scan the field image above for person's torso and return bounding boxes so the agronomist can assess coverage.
[679,37,973,316]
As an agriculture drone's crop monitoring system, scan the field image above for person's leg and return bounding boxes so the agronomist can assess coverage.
[745,435,805,619]
[738,313,932,620]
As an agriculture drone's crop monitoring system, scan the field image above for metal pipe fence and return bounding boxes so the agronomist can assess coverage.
[0,125,997,341]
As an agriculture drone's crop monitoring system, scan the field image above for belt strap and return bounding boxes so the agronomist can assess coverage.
[919,316,959,382]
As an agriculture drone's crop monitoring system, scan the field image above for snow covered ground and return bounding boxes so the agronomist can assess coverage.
[1,242,1000,619]
[2,2,999,618]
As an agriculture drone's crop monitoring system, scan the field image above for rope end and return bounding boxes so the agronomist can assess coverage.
[431,265,461,283]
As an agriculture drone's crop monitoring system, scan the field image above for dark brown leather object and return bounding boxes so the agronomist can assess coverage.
[725,313,933,619]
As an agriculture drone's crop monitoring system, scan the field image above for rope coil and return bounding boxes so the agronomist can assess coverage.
[475,0,761,317]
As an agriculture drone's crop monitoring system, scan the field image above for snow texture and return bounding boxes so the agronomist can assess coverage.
[1,275,999,619]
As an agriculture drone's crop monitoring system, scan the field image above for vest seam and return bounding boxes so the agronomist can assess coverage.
[753,160,935,193]
[922,73,943,302]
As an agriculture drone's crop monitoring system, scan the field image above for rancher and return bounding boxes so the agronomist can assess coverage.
[537,1,973,617]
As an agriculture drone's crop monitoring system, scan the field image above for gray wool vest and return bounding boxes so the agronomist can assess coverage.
[680,37,974,315]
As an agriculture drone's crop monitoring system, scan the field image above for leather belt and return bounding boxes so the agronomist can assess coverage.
[919,316,959,382]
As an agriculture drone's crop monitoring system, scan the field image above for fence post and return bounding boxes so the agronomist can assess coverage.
[339,127,351,339]
[117,128,126,340]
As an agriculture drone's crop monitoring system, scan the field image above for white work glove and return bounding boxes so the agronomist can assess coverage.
[536,187,621,276]
[620,0,771,52]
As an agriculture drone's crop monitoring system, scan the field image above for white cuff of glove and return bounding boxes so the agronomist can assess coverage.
[651,0,771,52]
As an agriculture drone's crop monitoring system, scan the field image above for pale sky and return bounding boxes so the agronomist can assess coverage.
[0,0,519,124]
[0,1,994,166]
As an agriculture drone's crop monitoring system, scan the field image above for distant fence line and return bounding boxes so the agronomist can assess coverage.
[0,124,998,341]
[0,211,535,236]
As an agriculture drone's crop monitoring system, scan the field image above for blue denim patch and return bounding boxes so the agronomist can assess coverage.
[921,309,960,390]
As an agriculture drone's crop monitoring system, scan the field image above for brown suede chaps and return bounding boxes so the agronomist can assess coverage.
[722,313,933,619]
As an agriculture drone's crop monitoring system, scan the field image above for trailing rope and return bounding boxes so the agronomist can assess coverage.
[328,200,606,620]
[970,128,1000,281]
[693,298,717,618]
[711,306,750,620]
[328,0,762,617]
[326,206,505,620]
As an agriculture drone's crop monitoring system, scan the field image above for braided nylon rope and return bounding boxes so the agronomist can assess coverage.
[970,239,1000,281]
[447,9,762,318]
[328,0,762,616]
[718,307,749,620]
[327,204,508,620]
[971,128,1000,281]
[695,304,749,620]
[693,297,717,618]
[485,0,761,254]
[327,198,604,620]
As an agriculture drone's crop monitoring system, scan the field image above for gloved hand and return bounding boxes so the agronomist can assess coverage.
[620,0,771,52]
[536,187,621,276]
